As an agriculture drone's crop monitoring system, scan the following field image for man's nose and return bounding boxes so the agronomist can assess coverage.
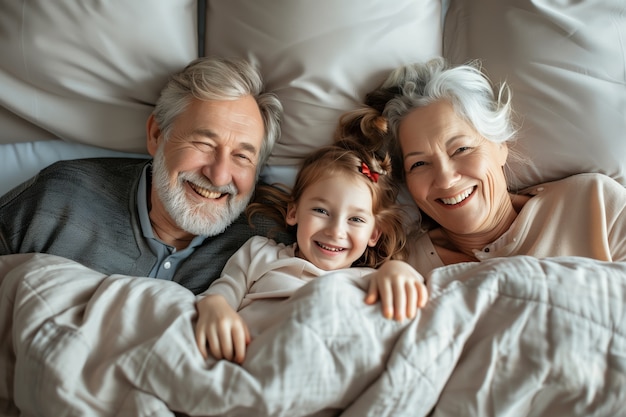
[204,152,233,187]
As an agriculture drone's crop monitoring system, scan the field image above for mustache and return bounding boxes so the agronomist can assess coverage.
[179,172,238,196]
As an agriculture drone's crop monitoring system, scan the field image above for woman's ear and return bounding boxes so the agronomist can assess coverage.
[286,203,298,226]
[368,228,382,247]
[146,114,162,157]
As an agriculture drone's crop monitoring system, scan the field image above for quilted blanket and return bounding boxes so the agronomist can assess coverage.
[1,253,626,416]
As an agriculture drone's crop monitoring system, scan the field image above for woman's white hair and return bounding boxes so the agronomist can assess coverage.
[383,57,517,145]
[382,57,524,187]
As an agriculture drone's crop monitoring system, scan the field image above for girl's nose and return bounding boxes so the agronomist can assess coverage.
[324,219,347,238]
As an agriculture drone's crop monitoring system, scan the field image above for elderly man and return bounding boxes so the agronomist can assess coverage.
[0,57,284,294]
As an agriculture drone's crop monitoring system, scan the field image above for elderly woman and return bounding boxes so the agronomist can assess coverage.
[339,57,626,277]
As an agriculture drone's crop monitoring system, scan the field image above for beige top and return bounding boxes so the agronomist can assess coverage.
[200,235,373,336]
[406,173,626,276]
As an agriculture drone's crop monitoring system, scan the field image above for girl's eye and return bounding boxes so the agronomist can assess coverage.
[349,216,366,223]
[313,208,328,215]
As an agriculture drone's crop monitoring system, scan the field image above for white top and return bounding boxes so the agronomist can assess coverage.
[406,173,626,276]
[200,235,373,336]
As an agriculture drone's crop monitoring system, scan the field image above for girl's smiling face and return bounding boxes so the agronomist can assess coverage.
[399,100,510,236]
[286,174,381,270]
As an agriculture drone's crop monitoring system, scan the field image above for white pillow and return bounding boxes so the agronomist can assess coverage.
[205,0,443,186]
[0,1,198,153]
[0,142,149,197]
[444,0,626,188]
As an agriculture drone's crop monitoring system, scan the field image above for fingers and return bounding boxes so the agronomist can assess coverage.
[377,277,413,321]
[207,326,224,360]
[209,322,248,363]
[378,279,394,319]
[417,281,429,308]
[232,323,250,364]
[365,277,380,305]
[395,281,428,320]
[375,274,428,321]
[405,281,418,320]
[218,323,236,361]
[195,327,209,360]
[392,280,407,321]
[195,295,250,363]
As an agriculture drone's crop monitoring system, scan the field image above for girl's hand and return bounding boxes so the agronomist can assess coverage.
[195,294,250,364]
[364,260,428,320]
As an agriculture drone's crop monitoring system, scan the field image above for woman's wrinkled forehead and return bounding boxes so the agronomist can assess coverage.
[398,101,470,146]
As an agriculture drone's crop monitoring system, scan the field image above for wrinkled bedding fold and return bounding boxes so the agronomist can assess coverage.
[1,253,626,417]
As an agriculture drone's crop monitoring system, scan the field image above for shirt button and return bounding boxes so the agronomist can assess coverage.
[163,261,172,270]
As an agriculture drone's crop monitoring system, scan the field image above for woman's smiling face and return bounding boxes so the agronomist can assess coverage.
[399,100,510,235]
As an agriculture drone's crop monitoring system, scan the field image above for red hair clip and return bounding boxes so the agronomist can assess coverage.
[360,162,379,183]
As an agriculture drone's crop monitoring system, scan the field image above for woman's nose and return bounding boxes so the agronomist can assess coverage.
[433,159,461,189]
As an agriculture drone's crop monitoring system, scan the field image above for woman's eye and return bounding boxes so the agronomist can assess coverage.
[235,153,252,162]
[408,161,425,171]
[454,146,471,155]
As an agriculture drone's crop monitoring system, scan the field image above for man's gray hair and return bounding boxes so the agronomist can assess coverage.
[153,57,283,172]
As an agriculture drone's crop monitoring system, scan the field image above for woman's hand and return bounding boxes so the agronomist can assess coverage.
[194,294,250,364]
[364,260,428,320]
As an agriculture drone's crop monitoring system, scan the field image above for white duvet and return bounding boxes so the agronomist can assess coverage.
[1,253,626,417]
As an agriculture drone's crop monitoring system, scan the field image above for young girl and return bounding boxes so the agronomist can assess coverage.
[194,137,428,364]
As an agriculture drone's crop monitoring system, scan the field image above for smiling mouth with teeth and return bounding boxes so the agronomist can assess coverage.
[316,241,345,252]
[439,186,475,205]
[188,181,225,199]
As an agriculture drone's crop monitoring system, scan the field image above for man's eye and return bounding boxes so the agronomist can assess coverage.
[193,141,213,150]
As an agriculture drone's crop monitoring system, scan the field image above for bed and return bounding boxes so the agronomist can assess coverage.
[1,0,625,416]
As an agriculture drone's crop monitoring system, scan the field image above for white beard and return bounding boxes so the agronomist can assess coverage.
[151,144,252,237]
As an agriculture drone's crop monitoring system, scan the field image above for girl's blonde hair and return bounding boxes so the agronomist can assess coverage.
[248,136,406,268]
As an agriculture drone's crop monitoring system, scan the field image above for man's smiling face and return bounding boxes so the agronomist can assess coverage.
[147,96,265,240]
